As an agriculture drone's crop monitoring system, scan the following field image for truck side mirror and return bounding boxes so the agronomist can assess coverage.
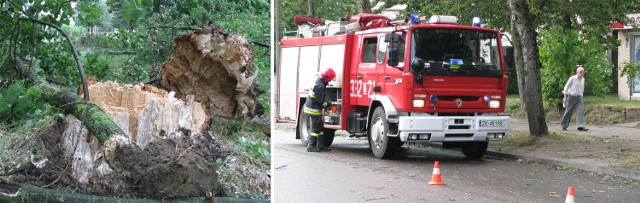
[387,43,399,67]
[386,33,400,67]
[384,33,399,42]
[410,58,424,73]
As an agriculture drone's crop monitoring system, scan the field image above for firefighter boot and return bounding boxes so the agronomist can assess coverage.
[317,135,331,152]
[306,136,320,152]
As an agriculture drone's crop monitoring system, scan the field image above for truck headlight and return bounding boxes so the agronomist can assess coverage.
[489,100,500,108]
[413,100,425,108]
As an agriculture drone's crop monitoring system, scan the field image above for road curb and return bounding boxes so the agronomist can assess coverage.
[485,150,640,182]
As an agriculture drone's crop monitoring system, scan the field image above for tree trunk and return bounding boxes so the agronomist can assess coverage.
[508,0,548,136]
[510,19,527,111]
[359,0,372,13]
[307,0,314,16]
[12,58,125,143]
[275,0,281,74]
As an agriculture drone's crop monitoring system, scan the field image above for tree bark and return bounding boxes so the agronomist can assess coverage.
[508,0,548,136]
[307,0,314,16]
[359,0,372,13]
[12,58,125,143]
[509,9,527,111]
[275,0,282,80]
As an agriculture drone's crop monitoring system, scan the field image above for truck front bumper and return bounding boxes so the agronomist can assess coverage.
[397,116,510,142]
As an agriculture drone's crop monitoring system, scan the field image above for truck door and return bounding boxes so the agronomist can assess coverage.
[354,35,384,106]
[381,34,405,104]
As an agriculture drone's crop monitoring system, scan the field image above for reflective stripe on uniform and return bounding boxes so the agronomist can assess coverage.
[304,106,322,115]
[310,131,324,137]
[308,90,316,98]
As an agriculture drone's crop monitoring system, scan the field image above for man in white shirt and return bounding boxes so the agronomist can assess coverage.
[561,66,588,131]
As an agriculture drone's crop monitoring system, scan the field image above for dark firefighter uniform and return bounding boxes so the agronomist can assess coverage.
[304,77,331,152]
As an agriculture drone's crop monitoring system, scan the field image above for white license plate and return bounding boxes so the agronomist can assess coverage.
[480,120,504,127]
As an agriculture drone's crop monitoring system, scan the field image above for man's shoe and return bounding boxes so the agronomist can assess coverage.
[562,128,567,131]
[577,127,589,131]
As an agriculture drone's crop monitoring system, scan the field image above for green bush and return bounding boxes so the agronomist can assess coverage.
[0,81,60,132]
[539,27,612,108]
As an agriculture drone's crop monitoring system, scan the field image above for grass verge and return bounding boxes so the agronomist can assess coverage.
[210,116,270,200]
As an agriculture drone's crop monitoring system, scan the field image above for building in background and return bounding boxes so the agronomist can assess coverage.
[612,13,640,100]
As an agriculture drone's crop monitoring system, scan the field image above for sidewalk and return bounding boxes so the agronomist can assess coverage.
[487,117,640,181]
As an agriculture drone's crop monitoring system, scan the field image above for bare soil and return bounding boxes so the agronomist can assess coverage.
[11,121,228,199]
[489,127,640,172]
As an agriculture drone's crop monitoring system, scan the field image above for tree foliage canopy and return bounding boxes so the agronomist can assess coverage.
[1,0,270,129]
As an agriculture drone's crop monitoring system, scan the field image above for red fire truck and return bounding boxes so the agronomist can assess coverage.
[276,14,510,159]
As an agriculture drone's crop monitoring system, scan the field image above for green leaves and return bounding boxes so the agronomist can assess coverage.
[539,27,612,107]
[0,81,59,131]
[121,0,148,26]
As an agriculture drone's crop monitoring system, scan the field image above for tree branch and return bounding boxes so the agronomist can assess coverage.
[148,26,199,30]
[250,40,270,48]
[12,58,125,143]
[17,17,90,102]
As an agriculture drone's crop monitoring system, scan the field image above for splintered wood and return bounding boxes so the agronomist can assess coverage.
[87,81,208,149]
[161,25,264,118]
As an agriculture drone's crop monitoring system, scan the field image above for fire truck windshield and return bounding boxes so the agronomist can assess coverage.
[411,28,503,77]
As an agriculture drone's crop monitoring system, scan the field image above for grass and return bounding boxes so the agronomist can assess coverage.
[506,94,640,109]
[555,166,578,172]
[622,156,640,171]
[542,132,601,143]
[584,94,640,108]
[210,116,270,200]
[506,94,640,124]
[492,130,534,147]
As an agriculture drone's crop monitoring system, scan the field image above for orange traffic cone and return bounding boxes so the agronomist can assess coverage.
[565,186,575,203]
[428,161,446,185]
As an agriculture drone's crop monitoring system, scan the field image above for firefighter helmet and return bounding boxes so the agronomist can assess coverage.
[320,68,336,82]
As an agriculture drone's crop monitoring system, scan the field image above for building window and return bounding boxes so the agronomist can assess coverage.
[633,35,640,93]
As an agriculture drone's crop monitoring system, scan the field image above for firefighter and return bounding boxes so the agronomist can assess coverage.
[304,68,336,152]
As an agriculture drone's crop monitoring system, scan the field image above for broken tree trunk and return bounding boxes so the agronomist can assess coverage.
[161,25,265,118]
[12,58,124,143]
[85,81,210,149]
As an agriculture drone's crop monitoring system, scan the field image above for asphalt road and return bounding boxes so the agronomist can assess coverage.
[272,127,640,202]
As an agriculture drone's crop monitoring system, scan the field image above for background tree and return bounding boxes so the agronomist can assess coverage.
[508,0,547,136]
[279,0,359,32]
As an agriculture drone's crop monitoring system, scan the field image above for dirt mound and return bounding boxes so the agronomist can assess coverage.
[112,133,226,198]
[31,118,226,199]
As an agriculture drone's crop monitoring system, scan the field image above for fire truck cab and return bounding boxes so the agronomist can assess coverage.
[277,14,510,159]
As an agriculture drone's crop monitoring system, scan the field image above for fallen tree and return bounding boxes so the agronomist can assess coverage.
[12,58,125,143]
[6,25,269,199]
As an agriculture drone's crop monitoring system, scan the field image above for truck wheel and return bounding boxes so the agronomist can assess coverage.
[461,142,488,160]
[298,113,312,145]
[321,129,336,147]
[368,107,399,159]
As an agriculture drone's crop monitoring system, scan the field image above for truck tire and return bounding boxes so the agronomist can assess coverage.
[298,113,312,145]
[461,142,488,160]
[368,107,399,159]
[321,129,336,147]
[298,113,336,147]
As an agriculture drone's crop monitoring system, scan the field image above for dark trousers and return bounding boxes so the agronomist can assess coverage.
[309,114,324,137]
[561,95,585,128]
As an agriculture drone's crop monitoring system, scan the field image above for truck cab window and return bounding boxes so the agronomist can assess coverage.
[411,28,502,77]
[377,36,386,64]
[363,37,377,63]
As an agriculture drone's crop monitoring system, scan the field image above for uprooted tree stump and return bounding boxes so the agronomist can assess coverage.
[7,24,267,199]
[161,25,265,118]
